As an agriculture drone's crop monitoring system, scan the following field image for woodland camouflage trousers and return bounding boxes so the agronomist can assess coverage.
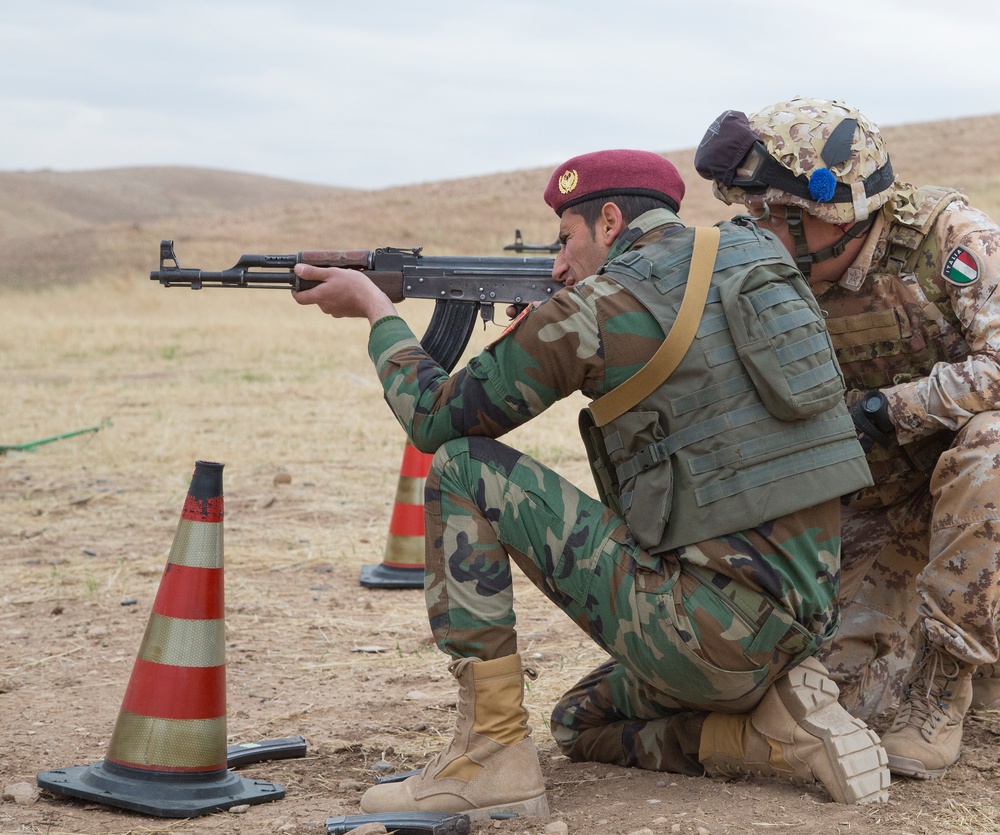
[423,436,840,773]
[817,411,1000,721]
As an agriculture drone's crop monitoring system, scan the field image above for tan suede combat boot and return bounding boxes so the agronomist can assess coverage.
[970,662,1000,711]
[699,656,890,804]
[360,654,550,820]
[881,635,974,779]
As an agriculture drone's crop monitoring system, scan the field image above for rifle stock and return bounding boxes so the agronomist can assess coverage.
[150,240,558,371]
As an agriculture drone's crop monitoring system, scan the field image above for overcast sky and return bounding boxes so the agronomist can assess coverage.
[4,0,998,190]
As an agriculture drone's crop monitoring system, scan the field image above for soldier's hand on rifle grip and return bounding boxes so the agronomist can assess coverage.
[292,264,398,325]
[505,301,543,320]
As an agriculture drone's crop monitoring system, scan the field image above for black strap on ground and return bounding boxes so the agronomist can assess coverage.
[226,736,308,769]
[326,811,472,835]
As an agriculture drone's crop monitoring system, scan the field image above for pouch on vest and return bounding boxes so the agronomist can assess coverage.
[720,261,846,422]
[581,406,673,550]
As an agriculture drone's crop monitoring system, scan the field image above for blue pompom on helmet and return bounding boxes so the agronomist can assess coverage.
[808,168,838,203]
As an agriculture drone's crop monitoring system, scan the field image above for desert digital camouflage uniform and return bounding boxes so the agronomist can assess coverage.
[810,186,1000,720]
[368,209,851,773]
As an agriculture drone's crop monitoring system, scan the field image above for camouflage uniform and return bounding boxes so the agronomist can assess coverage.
[811,188,1000,720]
[695,96,1000,724]
[370,210,848,773]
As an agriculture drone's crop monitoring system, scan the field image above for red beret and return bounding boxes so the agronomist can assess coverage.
[544,149,685,216]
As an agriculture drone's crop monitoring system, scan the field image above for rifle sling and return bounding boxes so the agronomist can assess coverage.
[590,225,721,427]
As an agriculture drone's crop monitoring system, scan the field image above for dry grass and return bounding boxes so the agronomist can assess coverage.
[3,113,1000,834]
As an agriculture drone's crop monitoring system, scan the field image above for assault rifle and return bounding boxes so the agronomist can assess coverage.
[150,239,558,371]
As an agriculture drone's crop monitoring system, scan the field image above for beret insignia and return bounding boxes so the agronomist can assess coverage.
[558,169,579,195]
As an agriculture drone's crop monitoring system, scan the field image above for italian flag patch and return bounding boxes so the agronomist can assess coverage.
[942,246,980,286]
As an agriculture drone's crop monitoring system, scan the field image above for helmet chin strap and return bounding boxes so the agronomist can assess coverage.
[784,205,874,278]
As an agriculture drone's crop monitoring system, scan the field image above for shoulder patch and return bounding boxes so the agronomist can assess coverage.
[942,246,981,286]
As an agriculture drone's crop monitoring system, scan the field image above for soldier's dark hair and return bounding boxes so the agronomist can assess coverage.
[568,194,676,231]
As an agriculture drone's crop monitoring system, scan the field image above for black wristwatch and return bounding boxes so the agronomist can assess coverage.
[860,390,893,434]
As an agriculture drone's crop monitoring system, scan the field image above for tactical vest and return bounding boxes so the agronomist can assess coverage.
[580,221,873,553]
[817,186,971,509]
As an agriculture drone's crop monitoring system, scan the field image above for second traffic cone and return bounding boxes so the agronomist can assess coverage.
[37,460,285,817]
[359,440,433,589]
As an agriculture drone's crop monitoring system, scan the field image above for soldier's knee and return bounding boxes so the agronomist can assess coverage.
[432,436,523,479]
[550,721,582,758]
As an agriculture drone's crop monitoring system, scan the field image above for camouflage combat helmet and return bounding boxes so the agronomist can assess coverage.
[696,96,896,225]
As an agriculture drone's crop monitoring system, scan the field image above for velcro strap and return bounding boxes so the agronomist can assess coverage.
[786,359,841,394]
[776,332,830,365]
[688,413,855,474]
[694,438,863,506]
[825,310,900,347]
[762,306,821,338]
[669,373,756,417]
[615,403,770,483]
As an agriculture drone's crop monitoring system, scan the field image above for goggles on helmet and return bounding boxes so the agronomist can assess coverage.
[695,109,894,205]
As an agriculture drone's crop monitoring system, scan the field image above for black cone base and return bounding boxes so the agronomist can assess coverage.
[37,759,284,818]
[359,563,424,589]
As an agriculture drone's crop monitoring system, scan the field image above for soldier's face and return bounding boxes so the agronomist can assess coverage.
[553,210,611,287]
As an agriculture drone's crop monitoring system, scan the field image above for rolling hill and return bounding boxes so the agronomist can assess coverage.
[1,113,998,291]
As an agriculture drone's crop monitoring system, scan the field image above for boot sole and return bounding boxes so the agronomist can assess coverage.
[884,753,949,780]
[464,793,551,822]
[779,660,891,804]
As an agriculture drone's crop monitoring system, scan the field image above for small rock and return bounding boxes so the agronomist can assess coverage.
[273,472,292,486]
[370,759,394,773]
[338,779,367,791]
[3,782,38,806]
[544,822,569,835]
[228,804,251,814]
[627,829,654,835]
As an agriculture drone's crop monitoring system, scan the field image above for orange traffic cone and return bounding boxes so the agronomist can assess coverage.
[37,461,285,817]
[359,440,433,589]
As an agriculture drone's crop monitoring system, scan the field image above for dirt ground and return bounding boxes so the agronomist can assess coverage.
[5,289,1000,835]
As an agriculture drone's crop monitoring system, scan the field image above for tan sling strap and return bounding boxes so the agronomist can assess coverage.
[590,225,721,427]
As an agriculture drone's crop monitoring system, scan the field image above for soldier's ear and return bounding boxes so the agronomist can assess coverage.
[598,202,626,246]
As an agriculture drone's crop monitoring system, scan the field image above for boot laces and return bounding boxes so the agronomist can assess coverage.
[416,658,477,776]
[443,658,477,735]
[896,644,963,732]
[423,657,534,772]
